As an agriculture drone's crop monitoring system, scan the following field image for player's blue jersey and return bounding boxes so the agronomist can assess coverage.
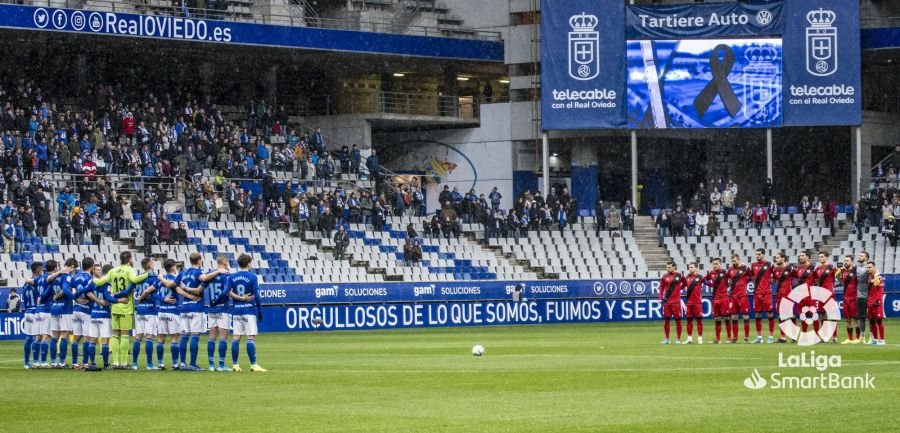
[89,282,116,319]
[33,274,51,314]
[133,276,161,316]
[227,271,260,315]
[156,273,180,314]
[204,271,231,314]
[175,267,205,313]
[21,282,36,313]
[70,271,94,315]
[49,273,74,315]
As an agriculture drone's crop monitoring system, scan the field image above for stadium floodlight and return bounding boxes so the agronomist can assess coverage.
[393,73,405,77]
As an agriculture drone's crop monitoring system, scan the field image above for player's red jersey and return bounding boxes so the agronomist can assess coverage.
[659,271,684,305]
[772,265,794,296]
[837,266,857,301]
[749,260,774,295]
[812,263,837,292]
[726,265,751,298]
[703,269,729,300]
[682,273,704,304]
[867,274,885,308]
[791,264,816,287]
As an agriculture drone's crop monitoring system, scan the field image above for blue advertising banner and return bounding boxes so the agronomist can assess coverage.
[0,4,502,62]
[626,1,783,39]
[783,0,861,126]
[540,0,626,130]
[1,294,898,340]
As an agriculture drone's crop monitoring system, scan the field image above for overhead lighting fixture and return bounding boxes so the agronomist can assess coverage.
[457,77,469,81]
[498,79,510,84]
[393,73,405,77]
[551,153,559,157]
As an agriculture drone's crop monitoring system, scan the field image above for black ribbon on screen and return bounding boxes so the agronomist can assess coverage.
[693,44,742,118]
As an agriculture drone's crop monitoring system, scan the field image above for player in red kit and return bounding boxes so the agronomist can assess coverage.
[835,256,860,344]
[658,262,684,344]
[749,249,775,344]
[682,262,705,344]
[726,254,752,343]
[771,253,794,343]
[812,252,839,343]
[701,258,730,344]
[791,251,817,337]
[865,262,886,345]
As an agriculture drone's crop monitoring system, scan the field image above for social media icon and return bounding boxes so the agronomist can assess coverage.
[33,8,49,28]
[51,10,67,29]
[71,11,86,31]
[88,12,103,32]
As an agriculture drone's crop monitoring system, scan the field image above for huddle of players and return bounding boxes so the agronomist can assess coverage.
[17,250,268,371]
[658,249,887,345]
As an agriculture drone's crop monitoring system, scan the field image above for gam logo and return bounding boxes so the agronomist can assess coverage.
[413,285,435,297]
[314,286,338,299]
[568,12,600,80]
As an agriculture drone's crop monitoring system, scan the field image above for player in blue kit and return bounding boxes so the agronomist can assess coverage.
[20,279,38,369]
[155,259,182,370]
[200,255,234,371]
[159,252,205,371]
[48,258,77,368]
[30,261,53,368]
[69,258,97,369]
[83,264,127,370]
[222,254,265,372]
[111,257,162,370]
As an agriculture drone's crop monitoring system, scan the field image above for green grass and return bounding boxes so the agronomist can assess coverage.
[1,321,898,432]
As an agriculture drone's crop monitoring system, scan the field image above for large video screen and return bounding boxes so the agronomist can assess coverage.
[627,38,782,128]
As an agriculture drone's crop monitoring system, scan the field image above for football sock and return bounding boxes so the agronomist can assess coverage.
[697,319,703,336]
[189,335,199,366]
[171,342,180,367]
[110,336,120,365]
[686,318,693,336]
[755,318,762,335]
[23,336,33,365]
[179,337,188,365]
[664,318,671,339]
[675,318,682,340]
[218,340,227,365]
[207,338,215,365]
[101,343,110,366]
[50,337,58,364]
[247,340,257,365]
[132,340,141,366]
[59,338,68,364]
[231,340,240,364]
[145,339,154,365]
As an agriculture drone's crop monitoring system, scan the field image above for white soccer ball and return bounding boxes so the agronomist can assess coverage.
[472,344,485,356]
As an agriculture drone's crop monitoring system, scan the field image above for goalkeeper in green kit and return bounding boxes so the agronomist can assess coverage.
[92,252,152,369]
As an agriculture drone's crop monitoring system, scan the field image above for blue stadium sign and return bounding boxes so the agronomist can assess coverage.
[0,4,503,62]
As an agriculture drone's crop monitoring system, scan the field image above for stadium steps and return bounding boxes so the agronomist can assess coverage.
[818,224,854,261]
[633,216,672,273]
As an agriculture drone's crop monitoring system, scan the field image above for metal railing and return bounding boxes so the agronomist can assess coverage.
[296,92,479,119]
[0,0,500,40]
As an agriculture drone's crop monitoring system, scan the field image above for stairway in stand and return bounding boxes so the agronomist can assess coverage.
[633,215,671,275]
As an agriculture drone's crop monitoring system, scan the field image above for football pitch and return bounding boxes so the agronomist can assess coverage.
[0,321,898,432]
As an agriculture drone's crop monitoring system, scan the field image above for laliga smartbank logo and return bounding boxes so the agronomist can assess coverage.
[743,352,875,390]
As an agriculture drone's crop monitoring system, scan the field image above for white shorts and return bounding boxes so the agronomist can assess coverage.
[158,313,181,335]
[72,312,91,336]
[23,313,36,336]
[51,314,73,333]
[180,312,206,334]
[207,312,232,331]
[135,314,159,336]
[34,312,51,336]
[232,314,258,336]
[88,318,111,340]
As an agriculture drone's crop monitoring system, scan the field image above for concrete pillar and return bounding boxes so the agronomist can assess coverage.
[264,65,278,105]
